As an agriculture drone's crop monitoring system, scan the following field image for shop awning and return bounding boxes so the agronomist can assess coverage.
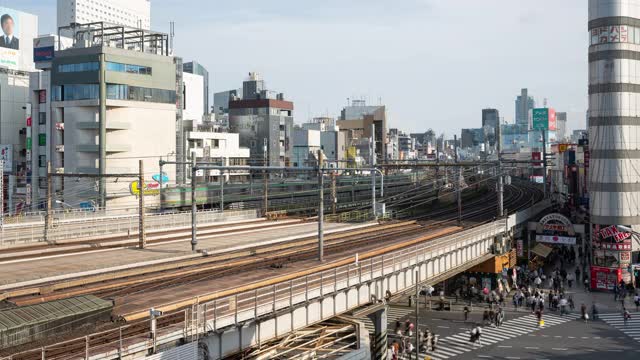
[531,243,553,258]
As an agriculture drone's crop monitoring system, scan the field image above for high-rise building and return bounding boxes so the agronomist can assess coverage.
[228,73,294,167]
[515,88,535,127]
[57,0,151,29]
[588,0,640,286]
[556,112,567,141]
[482,108,500,129]
[183,61,209,115]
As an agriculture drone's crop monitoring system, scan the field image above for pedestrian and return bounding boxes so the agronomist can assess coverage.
[568,295,575,310]
[575,267,581,282]
[634,293,640,312]
[567,273,574,288]
[581,303,587,320]
[496,308,505,327]
[624,308,631,326]
[463,306,470,322]
[388,345,396,360]
[591,303,599,321]
[584,277,590,292]
[534,276,542,289]
[559,297,568,316]
[483,310,490,325]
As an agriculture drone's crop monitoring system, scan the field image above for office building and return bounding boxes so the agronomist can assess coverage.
[183,61,209,115]
[482,108,500,130]
[300,117,346,167]
[0,7,38,213]
[515,88,535,127]
[588,0,640,284]
[228,73,294,167]
[31,22,175,210]
[460,128,484,149]
[57,0,151,30]
[213,89,239,115]
[182,72,205,123]
[337,100,387,163]
[556,112,567,141]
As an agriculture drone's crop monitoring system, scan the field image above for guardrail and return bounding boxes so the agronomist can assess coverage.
[0,209,258,246]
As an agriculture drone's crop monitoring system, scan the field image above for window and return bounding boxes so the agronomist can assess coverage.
[38,134,46,146]
[39,90,47,103]
[53,84,99,101]
[106,84,175,104]
[58,62,99,73]
[39,155,46,168]
[39,112,46,125]
[106,62,152,75]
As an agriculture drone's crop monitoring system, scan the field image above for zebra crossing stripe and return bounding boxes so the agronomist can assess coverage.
[599,313,640,343]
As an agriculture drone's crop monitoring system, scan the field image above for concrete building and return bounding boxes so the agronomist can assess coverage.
[34,23,175,209]
[292,128,321,168]
[515,88,535,127]
[556,112,567,141]
[183,61,209,115]
[182,72,205,124]
[58,0,151,30]
[301,117,346,167]
[228,73,294,167]
[0,7,38,213]
[213,89,239,115]
[482,108,500,130]
[460,128,484,149]
[184,120,250,183]
[337,100,387,163]
[588,0,640,282]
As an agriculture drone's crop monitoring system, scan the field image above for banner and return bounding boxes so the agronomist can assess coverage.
[535,234,576,245]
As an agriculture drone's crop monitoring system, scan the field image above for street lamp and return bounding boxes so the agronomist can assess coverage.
[615,225,640,248]
[55,200,73,209]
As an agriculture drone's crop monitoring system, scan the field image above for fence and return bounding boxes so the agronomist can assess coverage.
[0,209,258,246]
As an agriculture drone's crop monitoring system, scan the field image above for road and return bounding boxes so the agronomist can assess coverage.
[386,305,640,360]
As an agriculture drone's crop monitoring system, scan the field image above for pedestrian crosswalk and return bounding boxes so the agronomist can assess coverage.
[599,312,640,344]
[360,306,416,334]
[407,313,580,360]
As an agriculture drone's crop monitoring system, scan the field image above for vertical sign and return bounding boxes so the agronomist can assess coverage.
[25,103,32,207]
[532,108,549,130]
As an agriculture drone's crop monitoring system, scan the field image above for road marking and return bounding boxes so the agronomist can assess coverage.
[498,345,512,348]
[551,348,568,351]
[438,326,450,329]
[607,349,622,352]
[581,336,589,339]
[525,346,540,350]
[568,336,575,338]
[477,356,492,359]
[554,335,561,338]
[505,357,520,360]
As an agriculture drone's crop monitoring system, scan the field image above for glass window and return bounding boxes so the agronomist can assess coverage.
[106,83,176,104]
[58,62,99,73]
[39,155,46,168]
[39,112,46,125]
[55,84,99,101]
[38,134,46,146]
[106,61,152,75]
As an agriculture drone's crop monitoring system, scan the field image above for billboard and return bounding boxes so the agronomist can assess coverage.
[532,108,557,131]
[0,7,36,70]
[33,36,54,62]
[0,144,11,173]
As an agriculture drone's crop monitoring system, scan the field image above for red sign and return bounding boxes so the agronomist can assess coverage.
[543,224,569,232]
[26,116,32,127]
[594,241,632,251]
[532,152,542,167]
[548,108,557,131]
[590,266,621,290]
[39,90,47,104]
[598,225,630,242]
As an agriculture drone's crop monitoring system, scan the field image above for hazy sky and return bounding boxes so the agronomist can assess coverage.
[10,0,588,136]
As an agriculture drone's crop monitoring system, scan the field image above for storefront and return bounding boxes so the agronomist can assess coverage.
[591,224,633,289]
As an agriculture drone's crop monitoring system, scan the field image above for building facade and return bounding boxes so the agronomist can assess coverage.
[515,88,535,127]
[228,73,294,167]
[338,100,387,163]
[32,23,175,210]
[183,61,209,115]
[588,0,640,286]
[58,0,151,30]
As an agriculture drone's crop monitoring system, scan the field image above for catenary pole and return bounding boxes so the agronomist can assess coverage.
[318,150,324,262]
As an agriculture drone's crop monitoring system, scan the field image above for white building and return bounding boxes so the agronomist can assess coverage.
[293,128,321,168]
[186,124,250,183]
[58,0,151,30]
[182,72,205,124]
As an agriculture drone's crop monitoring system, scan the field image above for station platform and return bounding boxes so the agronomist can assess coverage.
[0,221,374,289]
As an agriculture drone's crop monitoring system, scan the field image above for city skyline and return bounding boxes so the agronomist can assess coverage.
[12,0,587,136]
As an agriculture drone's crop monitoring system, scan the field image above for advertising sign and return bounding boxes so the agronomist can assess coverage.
[0,144,11,173]
[33,45,53,62]
[591,266,621,290]
[535,234,577,245]
[516,239,523,257]
[598,225,631,242]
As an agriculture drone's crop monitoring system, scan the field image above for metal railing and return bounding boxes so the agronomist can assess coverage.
[0,209,257,245]
[3,220,504,359]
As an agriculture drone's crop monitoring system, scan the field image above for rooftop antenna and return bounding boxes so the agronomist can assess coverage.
[169,21,175,52]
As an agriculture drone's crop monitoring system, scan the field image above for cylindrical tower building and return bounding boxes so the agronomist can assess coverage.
[589,0,640,288]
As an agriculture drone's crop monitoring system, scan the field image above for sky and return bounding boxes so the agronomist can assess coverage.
[8,0,588,136]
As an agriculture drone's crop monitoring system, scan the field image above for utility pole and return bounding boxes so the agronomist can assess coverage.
[542,130,547,199]
[138,160,146,249]
[318,150,324,262]
[435,138,440,199]
[191,158,197,252]
[219,157,224,213]
[497,120,504,218]
[44,162,52,242]
[415,270,420,360]
[455,135,461,224]
[263,139,268,214]
[371,124,377,220]
[331,171,337,215]
[159,159,164,212]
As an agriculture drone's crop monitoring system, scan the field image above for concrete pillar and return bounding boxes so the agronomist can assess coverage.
[367,305,388,360]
